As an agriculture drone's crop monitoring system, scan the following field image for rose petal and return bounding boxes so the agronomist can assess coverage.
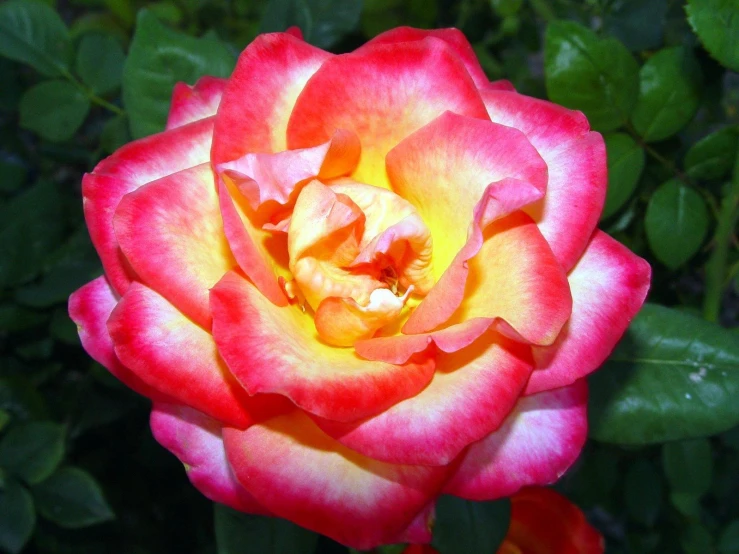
[359,27,489,89]
[211,32,331,163]
[218,177,289,307]
[486,80,515,91]
[166,76,227,130]
[210,271,436,423]
[443,379,588,500]
[355,317,493,365]
[108,282,283,428]
[84,117,214,295]
[394,503,435,545]
[386,111,547,276]
[526,230,651,394]
[217,129,360,216]
[114,164,235,329]
[287,181,379,311]
[504,487,605,554]
[287,38,489,190]
[315,330,532,465]
[68,276,169,402]
[223,410,448,549]
[404,210,572,348]
[150,403,269,514]
[482,90,607,270]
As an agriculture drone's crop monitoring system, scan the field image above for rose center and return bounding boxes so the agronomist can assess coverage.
[285,179,434,346]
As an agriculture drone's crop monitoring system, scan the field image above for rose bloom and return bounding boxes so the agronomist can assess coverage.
[69,27,650,549]
[403,487,605,554]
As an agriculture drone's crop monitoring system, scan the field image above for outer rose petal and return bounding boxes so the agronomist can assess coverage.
[486,80,516,91]
[314,331,532,466]
[386,111,547,276]
[404,211,572,348]
[150,403,269,514]
[287,38,489,190]
[166,76,227,130]
[482,90,607,270]
[504,487,605,554]
[108,282,278,429]
[443,379,588,500]
[526,231,651,394]
[402,547,436,554]
[114,164,235,329]
[83,117,214,295]
[210,271,435,423]
[360,27,490,89]
[211,33,331,163]
[395,503,435,545]
[223,410,448,549]
[68,276,169,402]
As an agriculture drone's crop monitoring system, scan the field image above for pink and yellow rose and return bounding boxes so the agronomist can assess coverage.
[69,27,650,549]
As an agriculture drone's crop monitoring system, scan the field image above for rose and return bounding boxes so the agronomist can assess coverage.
[403,486,605,554]
[68,26,650,549]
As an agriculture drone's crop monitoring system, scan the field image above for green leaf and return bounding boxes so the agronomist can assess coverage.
[624,459,663,527]
[686,0,739,72]
[19,80,91,142]
[720,425,739,451]
[0,0,71,77]
[644,179,709,269]
[0,303,47,332]
[631,47,702,142]
[662,438,713,498]
[602,133,645,219]
[32,467,114,528]
[719,520,739,554]
[15,225,101,308]
[602,0,668,52]
[0,58,23,112]
[122,10,235,139]
[50,308,81,345]
[147,1,184,25]
[670,491,702,518]
[589,303,739,444]
[685,126,739,180]
[431,496,510,554]
[681,523,714,554]
[260,0,362,49]
[75,33,125,95]
[544,20,639,132]
[0,152,27,194]
[0,181,64,288]
[490,0,523,17]
[0,377,49,421]
[0,480,35,554]
[0,410,10,433]
[0,422,65,484]
[100,114,131,153]
[214,504,318,554]
[15,260,100,308]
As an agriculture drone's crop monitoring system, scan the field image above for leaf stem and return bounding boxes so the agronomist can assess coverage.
[703,149,739,322]
[61,69,125,116]
[626,124,693,186]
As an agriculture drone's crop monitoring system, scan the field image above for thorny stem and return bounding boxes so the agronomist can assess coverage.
[703,149,739,323]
